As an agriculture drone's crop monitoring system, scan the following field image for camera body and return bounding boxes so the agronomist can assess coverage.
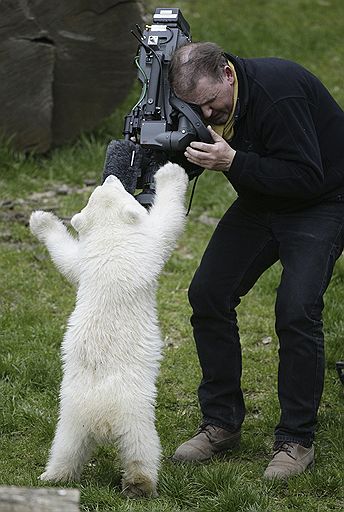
[124,7,211,151]
[121,8,211,206]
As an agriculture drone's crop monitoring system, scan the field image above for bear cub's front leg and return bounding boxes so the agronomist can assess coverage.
[30,210,79,284]
[154,162,188,197]
[30,210,65,241]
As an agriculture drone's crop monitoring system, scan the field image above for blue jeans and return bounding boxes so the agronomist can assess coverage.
[188,198,344,446]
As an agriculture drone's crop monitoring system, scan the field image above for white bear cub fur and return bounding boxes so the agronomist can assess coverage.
[29,163,188,498]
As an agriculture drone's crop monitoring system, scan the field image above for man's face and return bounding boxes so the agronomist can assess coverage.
[180,66,235,125]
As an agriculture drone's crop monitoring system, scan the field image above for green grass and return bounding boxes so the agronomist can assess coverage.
[1,0,344,510]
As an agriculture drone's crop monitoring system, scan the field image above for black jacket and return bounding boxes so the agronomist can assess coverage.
[224,53,344,212]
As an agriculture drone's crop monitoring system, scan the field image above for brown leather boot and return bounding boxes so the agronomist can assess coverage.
[263,442,315,479]
[171,424,241,462]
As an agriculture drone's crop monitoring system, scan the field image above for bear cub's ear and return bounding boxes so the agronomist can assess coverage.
[122,202,145,224]
[71,212,85,232]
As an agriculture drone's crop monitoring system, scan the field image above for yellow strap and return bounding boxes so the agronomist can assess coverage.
[211,60,238,142]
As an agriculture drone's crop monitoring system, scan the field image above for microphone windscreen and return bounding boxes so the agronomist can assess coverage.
[102,140,142,195]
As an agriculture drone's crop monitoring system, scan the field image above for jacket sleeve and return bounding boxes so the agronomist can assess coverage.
[227,97,324,198]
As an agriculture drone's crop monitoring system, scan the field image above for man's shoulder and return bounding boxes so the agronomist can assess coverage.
[240,57,317,104]
[244,56,300,68]
[243,57,307,82]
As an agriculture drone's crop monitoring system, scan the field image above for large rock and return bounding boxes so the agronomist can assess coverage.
[0,0,143,152]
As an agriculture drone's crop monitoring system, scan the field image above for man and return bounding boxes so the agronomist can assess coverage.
[168,42,344,479]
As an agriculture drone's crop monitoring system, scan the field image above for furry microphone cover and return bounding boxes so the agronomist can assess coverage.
[102,140,143,195]
[102,139,202,196]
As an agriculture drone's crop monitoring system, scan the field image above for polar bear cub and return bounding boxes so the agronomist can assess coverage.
[29,162,188,497]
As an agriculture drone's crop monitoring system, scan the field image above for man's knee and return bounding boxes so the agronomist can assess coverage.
[188,269,209,311]
[188,268,238,316]
[275,289,322,336]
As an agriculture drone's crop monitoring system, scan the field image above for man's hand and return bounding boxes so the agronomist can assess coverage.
[184,126,236,171]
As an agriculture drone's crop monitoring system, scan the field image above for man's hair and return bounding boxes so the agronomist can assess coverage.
[169,42,227,99]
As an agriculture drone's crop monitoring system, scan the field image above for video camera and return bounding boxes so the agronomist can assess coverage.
[120,7,212,206]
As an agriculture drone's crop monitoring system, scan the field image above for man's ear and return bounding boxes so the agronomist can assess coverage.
[71,212,85,232]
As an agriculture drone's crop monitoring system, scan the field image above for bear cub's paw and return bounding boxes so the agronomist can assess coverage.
[122,476,158,499]
[155,162,188,190]
[39,469,79,483]
[30,211,61,238]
